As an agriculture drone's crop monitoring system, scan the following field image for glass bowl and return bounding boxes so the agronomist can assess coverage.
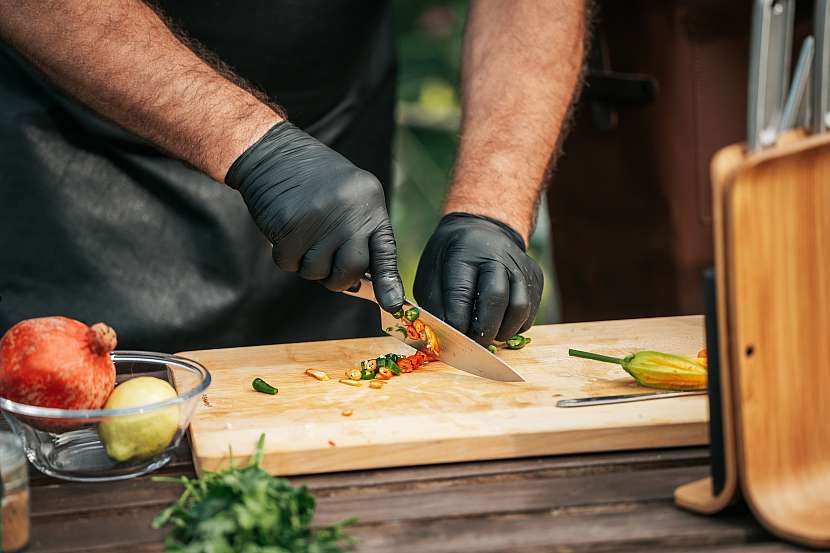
[0,351,210,482]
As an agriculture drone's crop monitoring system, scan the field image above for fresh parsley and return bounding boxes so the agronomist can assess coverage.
[152,434,356,552]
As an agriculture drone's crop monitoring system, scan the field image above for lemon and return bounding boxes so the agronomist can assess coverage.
[98,376,179,462]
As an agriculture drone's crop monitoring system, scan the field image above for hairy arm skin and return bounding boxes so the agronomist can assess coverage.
[444,0,588,243]
[0,0,282,182]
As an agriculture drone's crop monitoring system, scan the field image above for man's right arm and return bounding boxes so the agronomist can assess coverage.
[0,0,281,182]
[0,0,406,309]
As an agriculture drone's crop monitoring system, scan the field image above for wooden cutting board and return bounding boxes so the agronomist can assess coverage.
[178,315,709,476]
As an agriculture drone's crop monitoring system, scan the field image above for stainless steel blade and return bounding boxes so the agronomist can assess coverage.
[343,276,525,382]
[780,35,814,132]
[748,0,795,151]
[556,391,706,408]
[814,0,830,132]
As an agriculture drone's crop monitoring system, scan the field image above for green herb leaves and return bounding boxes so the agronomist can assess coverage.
[153,434,356,552]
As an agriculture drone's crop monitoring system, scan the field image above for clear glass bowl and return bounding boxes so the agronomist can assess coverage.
[0,351,210,482]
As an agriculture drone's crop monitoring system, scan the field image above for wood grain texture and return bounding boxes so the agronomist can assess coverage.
[24,448,769,553]
[177,317,709,476]
[726,133,830,548]
[23,444,801,553]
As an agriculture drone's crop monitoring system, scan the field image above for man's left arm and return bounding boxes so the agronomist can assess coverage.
[414,0,588,345]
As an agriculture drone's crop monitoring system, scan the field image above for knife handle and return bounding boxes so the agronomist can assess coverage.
[342,275,377,304]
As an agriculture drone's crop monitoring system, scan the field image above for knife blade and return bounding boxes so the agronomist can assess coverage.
[343,276,525,382]
[748,0,795,151]
[813,0,830,132]
[779,35,814,133]
[556,391,706,408]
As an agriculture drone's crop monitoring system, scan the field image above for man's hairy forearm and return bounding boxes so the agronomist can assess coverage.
[445,0,587,242]
[0,0,281,181]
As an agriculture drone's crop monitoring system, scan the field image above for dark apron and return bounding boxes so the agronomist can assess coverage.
[0,1,396,352]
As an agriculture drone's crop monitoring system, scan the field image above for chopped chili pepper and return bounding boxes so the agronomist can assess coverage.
[387,360,401,376]
[369,380,384,389]
[252,377,278,395]
[412,319,425,333]
[377,367,392,380]
[505,335,531,350]
[360,368,376,380]
[393,309,404,319]
[404,307,420,322]
[394,326,408,339]
[487,345,498,354]
[305,368,330,381]
[405,325,420,340]
[339,378,363,387]
[345,367,362,381]
[341,409,353,417]
[423,325,439,354]
[397,359,413,373]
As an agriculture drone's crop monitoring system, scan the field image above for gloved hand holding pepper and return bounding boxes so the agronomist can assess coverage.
[226,122,404,313]
[414,213,544,346]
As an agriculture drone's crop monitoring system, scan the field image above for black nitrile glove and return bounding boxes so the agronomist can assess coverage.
[226,121,404,312]
[414,213,543,346]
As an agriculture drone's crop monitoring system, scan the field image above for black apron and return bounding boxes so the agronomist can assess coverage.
[0,1,396,352]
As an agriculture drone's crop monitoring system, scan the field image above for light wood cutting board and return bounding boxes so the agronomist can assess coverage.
[177,315,709,476]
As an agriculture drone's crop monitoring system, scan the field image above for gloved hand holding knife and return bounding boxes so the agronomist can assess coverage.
[226,122,405,314]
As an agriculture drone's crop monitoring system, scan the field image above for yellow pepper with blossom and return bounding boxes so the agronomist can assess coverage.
[569,348,708,391]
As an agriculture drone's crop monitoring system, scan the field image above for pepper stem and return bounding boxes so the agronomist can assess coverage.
[568,349,624,365]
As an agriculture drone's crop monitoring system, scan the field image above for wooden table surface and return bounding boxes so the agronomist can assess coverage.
[23,438,811,553]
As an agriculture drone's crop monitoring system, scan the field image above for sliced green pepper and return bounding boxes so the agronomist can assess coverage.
[404,307,420,322]
[505,335,531,350]
[393,309,404,319]
[360,368,376,380]
[252,377,278,395]
[388,361,401,376]
[487,344,498,354]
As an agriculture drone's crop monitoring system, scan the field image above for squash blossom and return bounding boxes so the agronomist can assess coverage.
[569,349,707,391]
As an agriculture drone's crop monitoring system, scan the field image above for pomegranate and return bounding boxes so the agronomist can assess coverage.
[0,317,117,412]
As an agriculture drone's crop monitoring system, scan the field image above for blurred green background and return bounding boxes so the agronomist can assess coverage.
[390,0,560,324]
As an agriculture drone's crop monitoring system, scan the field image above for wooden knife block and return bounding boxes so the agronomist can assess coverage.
[674,131,830,548]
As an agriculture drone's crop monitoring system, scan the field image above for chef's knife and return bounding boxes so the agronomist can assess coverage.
[556,390,706,408]
[780,35,814,132]
[343,276,525,382]
[814,0,830,132]
[748,0,795,151]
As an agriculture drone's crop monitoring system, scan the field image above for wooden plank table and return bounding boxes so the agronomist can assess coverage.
[22,437,811,552]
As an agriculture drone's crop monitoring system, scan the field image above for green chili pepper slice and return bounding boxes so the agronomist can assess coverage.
[252,377,278,395]
[388,361,401,376]
[393,309,404,319]
[404,307,420,322]
[395,326,408,339]
[360,369,376,380]
[505,335,531,350]
[487,344,498,354]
